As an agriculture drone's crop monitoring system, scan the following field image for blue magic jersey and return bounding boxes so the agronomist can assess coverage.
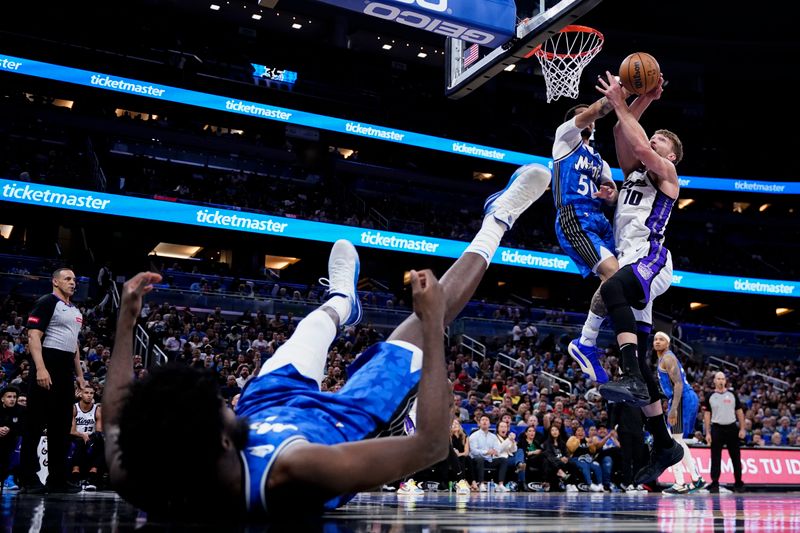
[551,118,612,211]
[657,351,692,400]
[235,341,420,517]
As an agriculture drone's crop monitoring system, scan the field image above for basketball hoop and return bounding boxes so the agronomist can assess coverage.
[531,25,604,103]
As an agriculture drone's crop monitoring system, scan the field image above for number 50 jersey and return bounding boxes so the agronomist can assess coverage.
[551,118,612,211]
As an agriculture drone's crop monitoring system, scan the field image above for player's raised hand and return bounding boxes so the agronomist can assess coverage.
[120,272,162,322]
[644,74,665,101]
[596,71,626,107]
[410,269,445,325]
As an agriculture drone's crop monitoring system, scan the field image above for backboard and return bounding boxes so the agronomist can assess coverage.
[445,0,603,99]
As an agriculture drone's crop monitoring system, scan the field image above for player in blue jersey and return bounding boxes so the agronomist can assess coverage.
[594,71,685,485]
[102,164,551,521]
[552,95,621,384]
[654,332,705,495]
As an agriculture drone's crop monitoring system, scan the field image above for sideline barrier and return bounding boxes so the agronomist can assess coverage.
[658,446,800,487]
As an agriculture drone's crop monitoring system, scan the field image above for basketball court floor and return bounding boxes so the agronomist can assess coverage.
[3,490,800,532]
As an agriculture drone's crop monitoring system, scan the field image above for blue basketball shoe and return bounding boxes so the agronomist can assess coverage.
[568,339,609,383]
[320,239,362,326]
[484,163,551,230]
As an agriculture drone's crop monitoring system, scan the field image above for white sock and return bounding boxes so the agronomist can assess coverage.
[464,215,505,267]
[322,295,351,326]
[674,435,700,483]
[579,311,605,346]
[259,309,337,386]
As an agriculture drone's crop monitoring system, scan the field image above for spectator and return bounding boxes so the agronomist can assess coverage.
[495,420,517,491]
[468,415,508,492]
[449,419,472,490]
[542,425,579,492]
[70,385,104,490]
[517,424,545,490]
[568,426,603,492]
[235,365,253,389]
[0,385,23,490]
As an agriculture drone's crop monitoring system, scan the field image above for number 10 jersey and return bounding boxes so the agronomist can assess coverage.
[614,169,675,263]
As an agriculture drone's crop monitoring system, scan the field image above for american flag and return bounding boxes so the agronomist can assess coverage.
[463,43,480,68]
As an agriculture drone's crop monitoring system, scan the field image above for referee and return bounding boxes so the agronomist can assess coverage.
[703,371,745,493]
[19,268,87,493]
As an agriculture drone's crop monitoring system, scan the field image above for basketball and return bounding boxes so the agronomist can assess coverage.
[619,52,660,95]
[566,436,581,454]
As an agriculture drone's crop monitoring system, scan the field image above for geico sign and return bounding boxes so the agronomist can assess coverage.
[363,2,495,46]
[395,0,448,12]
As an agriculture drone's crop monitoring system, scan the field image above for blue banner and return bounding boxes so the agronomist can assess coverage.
[1,53,798,194]
[316,0,516,47]
[1,179,797,297]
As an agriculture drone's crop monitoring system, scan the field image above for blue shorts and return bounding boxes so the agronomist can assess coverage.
[236,341,421,514]
[668,390,699,439]
[555,205,615,277]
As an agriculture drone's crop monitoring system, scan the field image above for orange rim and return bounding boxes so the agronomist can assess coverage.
[528,25,604,60]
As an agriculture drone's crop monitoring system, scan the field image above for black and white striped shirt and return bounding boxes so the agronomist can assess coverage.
[26,294,82,352]
[703,389,742,426]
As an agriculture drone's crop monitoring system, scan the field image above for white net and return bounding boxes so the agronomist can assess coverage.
[534,26,604,103]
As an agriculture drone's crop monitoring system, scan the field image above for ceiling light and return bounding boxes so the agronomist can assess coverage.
[252,13,262,20]
[265,255,301,270]
[759,203,771,212]
[291,23,303,29]
[689,302,708,311]
[417,52,427,58]
[382,44,392,50]
[209,4,220,10]
[504,64,515,72]
[677,198,694,209]
[776,308,794,317]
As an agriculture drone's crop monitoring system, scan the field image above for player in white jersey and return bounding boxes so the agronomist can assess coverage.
[70,385,104,490]
[594,72,685,485]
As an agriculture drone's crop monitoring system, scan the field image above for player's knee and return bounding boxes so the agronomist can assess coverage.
[600,276,626,310]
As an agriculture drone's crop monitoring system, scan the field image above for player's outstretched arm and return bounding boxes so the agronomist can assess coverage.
[104,272,162,492]
[598,72,676,181]
[613,75,664,175]
[268,270,448,508]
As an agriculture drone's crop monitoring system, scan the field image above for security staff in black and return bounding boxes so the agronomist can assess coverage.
[20,268,86,494]
[703,371,745,493]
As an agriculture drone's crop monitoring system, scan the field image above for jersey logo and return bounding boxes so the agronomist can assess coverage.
[637,263,654,281]
[575,155,592,170]
[250,416,299,435]
[623,177,648,189]
[574,156,601,179]
[28,316,40,324]
[247,444,276,458]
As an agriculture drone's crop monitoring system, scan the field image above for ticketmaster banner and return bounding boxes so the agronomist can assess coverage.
[0,53,539,167]
[1,179,797,297]
[2,51,800,194]
[316,0,516,47]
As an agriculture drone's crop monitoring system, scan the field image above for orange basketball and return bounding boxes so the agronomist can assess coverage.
[619,52,660,95]
[566,436,581,454]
